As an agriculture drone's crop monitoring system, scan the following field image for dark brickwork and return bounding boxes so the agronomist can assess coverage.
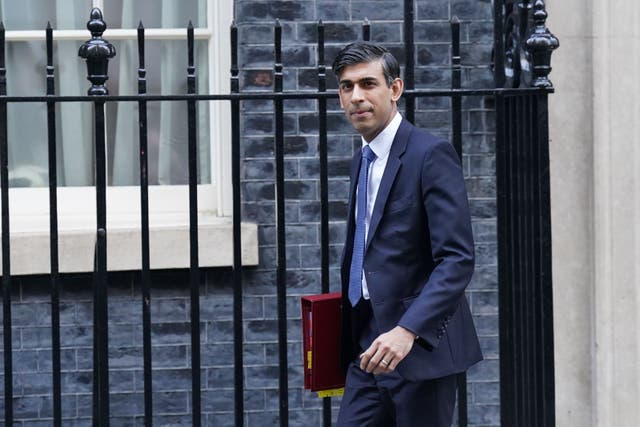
[2,1,497,426]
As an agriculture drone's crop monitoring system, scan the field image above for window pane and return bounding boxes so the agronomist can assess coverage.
[0,0,91,31]
[0,0,207,31]
[5,37,211,188]
[106,0,207,29]
[1,0,214,188]
[7,101,48,187]
[106,39,211,186]
[6,40,94,187]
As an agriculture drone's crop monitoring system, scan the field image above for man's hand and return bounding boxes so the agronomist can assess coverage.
[359,326,416,375]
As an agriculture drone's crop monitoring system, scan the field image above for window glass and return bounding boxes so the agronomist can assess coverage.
[0,0,91,31]
[5,40,94,187]
[106,39,210,186]
[106,0,207,29]
[2,0,212,187]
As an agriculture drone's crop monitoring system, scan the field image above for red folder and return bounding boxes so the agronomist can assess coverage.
[301,292,345,392]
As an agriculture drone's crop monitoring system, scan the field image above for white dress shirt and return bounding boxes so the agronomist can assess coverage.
[357,112,402,300]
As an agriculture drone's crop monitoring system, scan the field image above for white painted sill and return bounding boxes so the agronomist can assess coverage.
[0,214,258,276]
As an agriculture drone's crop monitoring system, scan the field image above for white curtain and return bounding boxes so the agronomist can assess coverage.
[56,1,95,187]
[112,0,210,185]
[0,0,210,187]
[0,0,90,187]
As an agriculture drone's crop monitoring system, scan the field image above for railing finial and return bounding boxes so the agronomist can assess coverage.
[78,8,116,95]
[87,7,107,37]
[525,0,559,88]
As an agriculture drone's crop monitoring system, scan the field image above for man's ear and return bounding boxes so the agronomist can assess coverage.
[337,86,344,108]
[390,78,404,102]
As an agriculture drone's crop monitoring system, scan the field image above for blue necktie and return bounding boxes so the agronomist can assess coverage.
[348,145,376,307]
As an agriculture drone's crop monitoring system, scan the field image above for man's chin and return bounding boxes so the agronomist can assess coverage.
[354,126,378,142]
[350,121,371,134]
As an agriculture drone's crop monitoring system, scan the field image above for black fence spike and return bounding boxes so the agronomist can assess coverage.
[230,24,238,71]
[46,22,53,68]
[362,18,370,41]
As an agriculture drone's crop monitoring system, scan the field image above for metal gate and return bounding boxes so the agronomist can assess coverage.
[494,1,558,426]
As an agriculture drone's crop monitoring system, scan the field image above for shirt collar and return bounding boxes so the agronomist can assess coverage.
[361,112,402,160]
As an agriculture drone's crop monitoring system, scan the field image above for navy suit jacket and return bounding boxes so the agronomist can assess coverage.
[340,118,482,381]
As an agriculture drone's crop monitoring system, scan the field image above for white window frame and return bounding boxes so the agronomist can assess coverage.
[0,0,258,275]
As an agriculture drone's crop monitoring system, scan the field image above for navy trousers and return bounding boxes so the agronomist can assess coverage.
[337,299,457,427]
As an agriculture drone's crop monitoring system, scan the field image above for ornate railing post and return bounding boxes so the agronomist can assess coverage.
[525,0,559,88]
[78,7,115,426]
[78,8,115,95]
[496,1,559,426]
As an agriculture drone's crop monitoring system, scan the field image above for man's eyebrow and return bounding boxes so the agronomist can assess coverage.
[339,76,380,85]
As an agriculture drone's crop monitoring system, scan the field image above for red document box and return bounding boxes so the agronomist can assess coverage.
[301,292,345,392]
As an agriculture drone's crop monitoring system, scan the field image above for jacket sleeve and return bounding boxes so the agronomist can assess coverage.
[397,138,475,350]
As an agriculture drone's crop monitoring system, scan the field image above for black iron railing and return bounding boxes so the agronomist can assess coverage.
[0,1,557,426]
[0,22,11,426]
[495,1,558,426]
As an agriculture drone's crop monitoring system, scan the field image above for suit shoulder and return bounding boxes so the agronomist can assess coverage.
[406,126,451,156]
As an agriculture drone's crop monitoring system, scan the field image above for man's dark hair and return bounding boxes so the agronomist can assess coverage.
[332,42,400,86]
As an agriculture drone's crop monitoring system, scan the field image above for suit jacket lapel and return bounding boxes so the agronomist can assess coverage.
[347,151,361,216]
[342,150,361,272]
[365,119,412,251]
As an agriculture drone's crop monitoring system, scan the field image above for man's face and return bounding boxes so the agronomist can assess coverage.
[337,60,403,142]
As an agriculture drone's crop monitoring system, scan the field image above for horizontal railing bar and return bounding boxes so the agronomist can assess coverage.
[0,87,550,103]
[4,28,212,41]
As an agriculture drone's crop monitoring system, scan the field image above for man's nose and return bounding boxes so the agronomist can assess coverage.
[351,85,365,102]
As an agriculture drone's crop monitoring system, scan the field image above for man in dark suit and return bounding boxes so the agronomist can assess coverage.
[334,42,482,426]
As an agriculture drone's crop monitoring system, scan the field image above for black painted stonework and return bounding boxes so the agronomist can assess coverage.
[4,1,498,426]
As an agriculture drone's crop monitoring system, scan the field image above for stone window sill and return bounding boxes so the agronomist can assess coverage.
[0,215,258,276]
